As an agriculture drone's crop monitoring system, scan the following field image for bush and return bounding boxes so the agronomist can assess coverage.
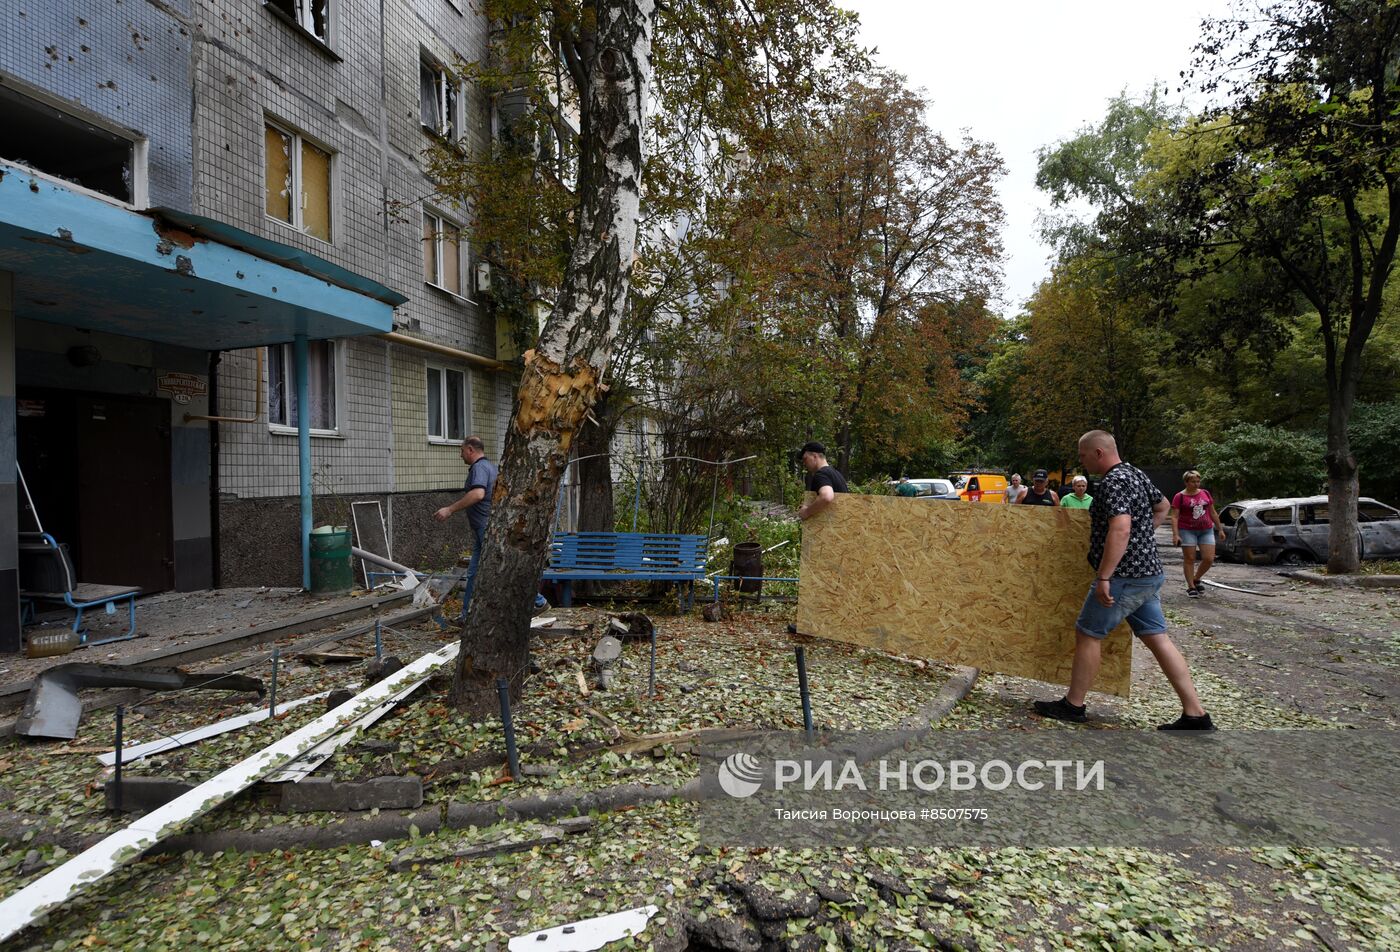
[1196,423,1326,501]
[1352,401,1400,505]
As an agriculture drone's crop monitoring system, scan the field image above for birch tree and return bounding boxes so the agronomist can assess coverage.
[449,0,656,711]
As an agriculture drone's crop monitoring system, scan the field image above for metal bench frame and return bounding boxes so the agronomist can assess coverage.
[18,532,140,646]
[542,532,707,609]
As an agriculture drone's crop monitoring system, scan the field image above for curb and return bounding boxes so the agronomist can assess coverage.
[1281,570,1400,590]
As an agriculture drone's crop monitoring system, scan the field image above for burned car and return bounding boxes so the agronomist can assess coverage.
[1217,496,1400,565]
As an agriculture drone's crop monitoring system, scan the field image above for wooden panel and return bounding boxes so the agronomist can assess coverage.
[796,495,1133,697]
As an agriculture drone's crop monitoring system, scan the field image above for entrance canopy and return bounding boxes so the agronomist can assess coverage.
[0,162,406,348]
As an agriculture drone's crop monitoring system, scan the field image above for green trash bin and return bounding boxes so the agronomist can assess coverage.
[310,525,354,594]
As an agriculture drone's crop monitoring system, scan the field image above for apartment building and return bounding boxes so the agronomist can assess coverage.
[190,0,517,585]
[0,0,511,651]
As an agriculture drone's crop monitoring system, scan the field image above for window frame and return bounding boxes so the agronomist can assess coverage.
[419,56,462,141]
[266,340,344,438]
[425,363,470,445]
[0,80,149,209]
[263,0,337,53]
[263,118,335,244]
[422,209,471,300]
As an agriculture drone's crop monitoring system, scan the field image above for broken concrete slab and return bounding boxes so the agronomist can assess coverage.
[556,815,594,835]
[609,612,655,639]
[277,775,423,813]
[104,778,195,813]
[14,663,265,741]
[520,763,560,777]
[592,636,623,667]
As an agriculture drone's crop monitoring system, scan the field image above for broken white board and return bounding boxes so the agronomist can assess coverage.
[96,691,333,767]
[264,676,425,783]
[0,642,460,945]
[508,905,660,952]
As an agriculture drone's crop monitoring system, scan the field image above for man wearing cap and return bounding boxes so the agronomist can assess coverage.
[797,442,849,521]
[1018,469,1059,506]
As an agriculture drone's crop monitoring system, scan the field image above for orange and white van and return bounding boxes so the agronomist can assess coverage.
[948,472,1010,504]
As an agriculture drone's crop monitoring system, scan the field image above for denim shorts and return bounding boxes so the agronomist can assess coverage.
[1076,574,1168,639]
[1178,528,1215,547]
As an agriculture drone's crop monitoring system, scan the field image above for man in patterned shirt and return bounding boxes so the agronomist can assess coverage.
[1033,430,1215,730]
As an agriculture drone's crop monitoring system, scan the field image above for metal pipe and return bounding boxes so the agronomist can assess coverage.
[295,334,311,591]
[112,705,123,812]
[379,331,508,371]
[496,677,520,779]
[351,546,421,577]
[795,646,814,740]
[647,626,657,698]
[268,647,279,717]
[184,347,263,424]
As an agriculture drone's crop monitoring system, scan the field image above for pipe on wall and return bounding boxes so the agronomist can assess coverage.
[378,332,509,372]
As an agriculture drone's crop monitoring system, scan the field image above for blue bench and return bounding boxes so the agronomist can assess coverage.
[542,532,708,609]
[18,532,140,646]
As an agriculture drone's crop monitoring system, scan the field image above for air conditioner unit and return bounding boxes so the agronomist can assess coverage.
[475,261,492,294]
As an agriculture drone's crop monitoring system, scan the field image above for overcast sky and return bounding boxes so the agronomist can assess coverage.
[843,0,1224,316]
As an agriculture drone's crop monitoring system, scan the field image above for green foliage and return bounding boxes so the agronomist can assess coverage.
[1195,424,1327,501]
[1352,401,1400,505]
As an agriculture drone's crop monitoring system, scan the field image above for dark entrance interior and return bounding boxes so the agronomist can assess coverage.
[17,389,173,595]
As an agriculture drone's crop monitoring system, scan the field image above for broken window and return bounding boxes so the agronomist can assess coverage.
[264,121,333,241]
[0,84,139,204]
[267,340,339,432]
[423,212,464,296]
[1360,502,1400,523]
[420,58,459,139]
[1256,507,1293,526]
[1299,504,1329,525]
[266,0,330,44]
[1219,505,1242,527]
[426,366,468,442]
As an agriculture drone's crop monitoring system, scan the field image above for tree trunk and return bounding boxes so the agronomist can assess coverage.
[574,389,617,533]
[451,0,656,713]
[1325,394,1362,574]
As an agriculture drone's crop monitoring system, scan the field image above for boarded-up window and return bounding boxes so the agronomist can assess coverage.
[424,212,464,296]
[268,341,338,432]
[265,120,332,241]
[427,366,467,442]
[264,125,293,223]
[300,140,331,241]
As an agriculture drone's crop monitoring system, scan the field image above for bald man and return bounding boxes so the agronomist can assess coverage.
[1033,430,1214,730]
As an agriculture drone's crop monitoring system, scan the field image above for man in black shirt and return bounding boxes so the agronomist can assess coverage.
[1018,469,1059,506]
[797,442,848,521]
[1033,430,1214,730]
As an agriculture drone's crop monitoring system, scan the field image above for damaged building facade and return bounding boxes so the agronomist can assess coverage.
[0,0,515,652]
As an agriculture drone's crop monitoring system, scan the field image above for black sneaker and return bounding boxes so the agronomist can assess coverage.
[1186,586,1200,598]
[1158,712,1216,731]
[1032,697,1088,723]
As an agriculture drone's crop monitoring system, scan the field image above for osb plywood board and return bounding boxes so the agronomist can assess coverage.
[796,494,1133,697]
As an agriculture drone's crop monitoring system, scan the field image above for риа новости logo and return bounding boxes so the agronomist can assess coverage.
[718,752,764,798]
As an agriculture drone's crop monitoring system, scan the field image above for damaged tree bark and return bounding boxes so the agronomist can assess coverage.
[451,0,656,712]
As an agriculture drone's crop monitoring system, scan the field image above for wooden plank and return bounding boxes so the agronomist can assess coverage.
[796,495,1133,697]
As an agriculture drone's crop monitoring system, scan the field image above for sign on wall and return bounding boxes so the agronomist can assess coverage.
[156,371,207,406]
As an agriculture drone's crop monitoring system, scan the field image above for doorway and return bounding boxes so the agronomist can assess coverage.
[17,389,174,595]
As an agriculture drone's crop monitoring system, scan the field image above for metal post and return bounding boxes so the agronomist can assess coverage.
[647,625,657,698]
[269,647,279,717]
[497,677,520,780]
[795,646,814,740]
[113,705,124,812]
[707,465,721,541]
[294,333,312,591]
[374,619,383,660]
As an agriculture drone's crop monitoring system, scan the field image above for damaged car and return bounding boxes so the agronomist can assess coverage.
[1217,496,1400,565]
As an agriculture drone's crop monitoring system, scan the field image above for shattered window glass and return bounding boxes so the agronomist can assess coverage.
[441,222,461,294]
[1257,507,1293,525]
[264,125,293,223]
[422,214,438,283]
[427,367,443,438]
[421,61,443,131]
[267,0,329,44]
